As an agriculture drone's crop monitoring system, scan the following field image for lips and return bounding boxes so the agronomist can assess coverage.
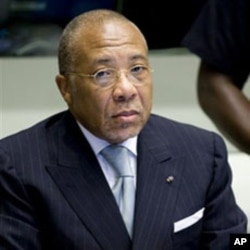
[113,110,139,118]
[111,110,140,124]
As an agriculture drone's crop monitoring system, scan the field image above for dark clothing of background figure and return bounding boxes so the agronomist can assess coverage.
[0,111,247,249]
[121,0,208,49]
[182,0,250,88]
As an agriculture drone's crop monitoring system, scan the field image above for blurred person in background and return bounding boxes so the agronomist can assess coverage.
[182,0,250,154]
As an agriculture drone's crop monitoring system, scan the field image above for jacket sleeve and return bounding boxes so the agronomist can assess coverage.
[0,146,42,250]
[200,132,247,249]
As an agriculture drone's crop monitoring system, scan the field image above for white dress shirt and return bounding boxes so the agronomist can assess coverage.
[77,121,137,189]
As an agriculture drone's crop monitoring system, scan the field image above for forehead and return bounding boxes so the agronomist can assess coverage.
[76,20,148,66]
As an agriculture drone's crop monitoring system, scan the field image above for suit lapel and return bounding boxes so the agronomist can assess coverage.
[132,124,185,250]
[44,112,185,249]
[46,112,131,250]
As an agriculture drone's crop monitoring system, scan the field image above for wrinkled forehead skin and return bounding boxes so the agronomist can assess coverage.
[72,18,149,68]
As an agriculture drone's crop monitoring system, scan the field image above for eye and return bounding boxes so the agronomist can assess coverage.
[94,69,113,79]
[130,65,148,75]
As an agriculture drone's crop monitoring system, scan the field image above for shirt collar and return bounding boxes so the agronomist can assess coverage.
[77,121,138,156]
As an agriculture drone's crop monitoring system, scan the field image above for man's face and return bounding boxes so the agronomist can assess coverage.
[57,21,153,144]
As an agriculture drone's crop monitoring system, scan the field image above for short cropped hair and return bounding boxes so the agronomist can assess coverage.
[57,9,132,75]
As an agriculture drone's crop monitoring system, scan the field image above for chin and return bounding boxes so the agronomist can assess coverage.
[110,129,140,144]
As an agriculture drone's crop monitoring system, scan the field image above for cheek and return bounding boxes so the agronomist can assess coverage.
[73,88,109,119]
[139,85,153,108]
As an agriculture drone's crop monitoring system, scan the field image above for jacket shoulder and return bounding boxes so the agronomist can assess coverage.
[145,114,226,152]
[0,111,67,146]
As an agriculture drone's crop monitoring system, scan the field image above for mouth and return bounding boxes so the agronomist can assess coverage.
[112,110,140,123]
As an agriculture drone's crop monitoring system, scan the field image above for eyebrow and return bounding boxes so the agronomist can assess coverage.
[129,54,148,61]
[91,54,149,67]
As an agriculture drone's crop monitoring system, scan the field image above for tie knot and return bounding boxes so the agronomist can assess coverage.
[101,145,132,177]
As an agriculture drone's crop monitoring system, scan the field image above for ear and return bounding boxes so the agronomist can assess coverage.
[55,74,72,105]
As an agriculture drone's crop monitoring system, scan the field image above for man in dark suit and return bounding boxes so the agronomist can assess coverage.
[0,9,247,249]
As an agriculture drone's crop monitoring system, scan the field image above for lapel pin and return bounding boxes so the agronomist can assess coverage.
[166,176,174,183]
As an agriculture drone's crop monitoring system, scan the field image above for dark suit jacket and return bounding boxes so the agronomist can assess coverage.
[0,111,247,249]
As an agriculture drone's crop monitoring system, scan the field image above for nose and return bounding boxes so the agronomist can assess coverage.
[112,71,137,102]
